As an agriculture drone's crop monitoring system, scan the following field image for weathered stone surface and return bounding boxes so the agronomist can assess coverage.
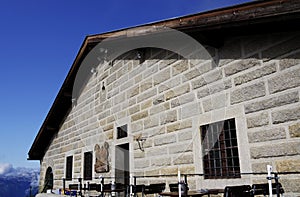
[159,79,182,95]
[160,110,177,125]
[153,94,165,105]
[172,60,189,76]
[202,94,227,112]
[161,167,178,175]
[165,84,190,101]
[168,142,192,154]
[231,82,266,104]
[276,159,300,172]
[289,122,300,138]
[197,87,210,99]
[245,91,299,114]
[248,127,286,143]
[180,102,202,119]
[234,62,276,86]
[137,89,156,103]
[154,134,176,146]
[191,77,206,90]
[135,159,150,169]
[153,68,171,86]
[166,119,192,133]
[140,79,153,93]
[279,51,300,70]
[151,157,172,167]
[272,106,300,124]
[144,116,159,129]
[147,147,168,157]
[128,85,140,98]
[150,102,170,115]
[246,112,269,128]
[224,58,261,76]
[250,142,300,159]
[171,93,195,108]
[141,99,152,110]
[251,162,272,173]
[173,154,194,165]
[280,179,300,193]
[268,68,300,94]
[179,166,195,174]
[131,111,148,122]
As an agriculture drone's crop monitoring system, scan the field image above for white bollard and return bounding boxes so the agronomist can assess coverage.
[267,165,273,196]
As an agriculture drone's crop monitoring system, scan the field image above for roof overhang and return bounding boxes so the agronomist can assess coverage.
[28,0,300,160]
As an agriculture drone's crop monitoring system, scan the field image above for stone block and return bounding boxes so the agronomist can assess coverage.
[150,102,170,115]
[280,179,300,193]
[197,87,210,99]
[131,121,143,133]
[131,111,148,122]
[248,127,286,143]
[279,51,300,70]
[153,68,171,86]
[140,79,153,93]
[144,116,159,129]
[153,95,165,105]
[106,73,117,85]
[172,60,189,76]
[250,141,300,159]
[245,91,299,114]
[251,162,272,173]
[224,58,261,76]
[151,157,172,167]
[147,147,168,157]
[169,142,192,154]
[135,159,150,169]
[173,153,194,165]
[276,159,300,172]
[246,112,269,128]
[144,64,158,79]
[179,166,195,174]
[165,84,190,101]
[202,94,227,112]
[289,122,300,138]
[160,110,177,125]
[166,119,192,133]
[272,106,300,124]
[234,62,277,86]
[191,77,206,90]
[158,76,181,93]
[180,102,202,119]
[161,167,178,175]
[171,93,195,108]
[128,104,140,115]
[154,134,176,146]
[141,99,153,110]
[137,89,157,103]
[128,85,140,98]
[268,68,300,94]
[231,82,266,104]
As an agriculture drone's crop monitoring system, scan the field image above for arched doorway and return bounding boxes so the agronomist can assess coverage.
[42,167,53,193]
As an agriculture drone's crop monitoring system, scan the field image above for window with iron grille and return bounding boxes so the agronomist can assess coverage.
[66,156,73,181]
[200,118,241,179]
[84,152,93,180]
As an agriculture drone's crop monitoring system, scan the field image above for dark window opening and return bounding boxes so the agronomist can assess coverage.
[66,156,73,181]
[84,152,93,180]
[117,125,128,139]
[200,118,240,179]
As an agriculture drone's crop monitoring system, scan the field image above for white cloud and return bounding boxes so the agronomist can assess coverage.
[0,163,13,175]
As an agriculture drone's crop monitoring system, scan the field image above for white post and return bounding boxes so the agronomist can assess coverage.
[178,170,181,197]
[267,165,273,196]
[130,173,133,196]
[99,175,103,192]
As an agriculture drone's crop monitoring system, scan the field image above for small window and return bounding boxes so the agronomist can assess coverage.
[200,118,241,179]
[66,156,73,181]
[84,152,93,180]
[117,125,128,139]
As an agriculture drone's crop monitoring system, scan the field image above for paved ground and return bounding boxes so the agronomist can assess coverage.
[36,194,68,197]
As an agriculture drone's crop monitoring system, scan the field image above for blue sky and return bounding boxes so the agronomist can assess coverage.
[0,0,250,168]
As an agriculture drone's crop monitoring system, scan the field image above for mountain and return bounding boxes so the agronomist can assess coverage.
[0,165,39,197]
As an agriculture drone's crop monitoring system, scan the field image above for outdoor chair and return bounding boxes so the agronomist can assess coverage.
[133,184,145,197]
[224,185,252,197]
[252,183,284,196]
[144,183,166,194]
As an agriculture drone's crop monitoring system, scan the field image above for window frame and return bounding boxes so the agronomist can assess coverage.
[83,151,93,180]
[200,118,241,179]
[65,156,73,181]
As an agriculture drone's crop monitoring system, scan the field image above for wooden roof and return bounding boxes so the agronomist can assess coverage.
[28,0,300,160]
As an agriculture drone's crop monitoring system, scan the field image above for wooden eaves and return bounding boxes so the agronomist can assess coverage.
[28,0,300,160]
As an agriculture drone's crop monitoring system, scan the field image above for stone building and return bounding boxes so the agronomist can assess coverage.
[29,0,300,195]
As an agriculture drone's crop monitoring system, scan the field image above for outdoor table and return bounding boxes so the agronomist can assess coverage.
[160,189,224,197]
